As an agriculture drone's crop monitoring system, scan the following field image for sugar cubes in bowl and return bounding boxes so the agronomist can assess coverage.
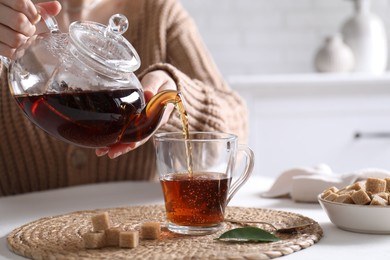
[318,177,390,234]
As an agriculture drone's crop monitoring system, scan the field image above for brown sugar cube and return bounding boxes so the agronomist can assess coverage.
[324,193,339,202]
[324,186,339,193]
[91,212,111,232]
[370,195,388,206]
[141,222,161,240]
[376,192,389,201]
[365,178,386,194]
[105,228,121,247]
[321,190,334,199]
[82,232,106,249]
[345,190,355,195]
[346,182,364,191]
[385,178,390,192]
[334,194,354,204]
[119,231,139,248]
[351,189,371,205]
[338,189,354,196]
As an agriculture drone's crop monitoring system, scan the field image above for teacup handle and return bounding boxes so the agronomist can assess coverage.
[226,144,255,204]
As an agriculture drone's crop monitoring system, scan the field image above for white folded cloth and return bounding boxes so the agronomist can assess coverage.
[261,164,390,203]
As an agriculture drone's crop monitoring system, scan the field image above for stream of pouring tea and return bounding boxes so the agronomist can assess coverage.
[174,93,193,177]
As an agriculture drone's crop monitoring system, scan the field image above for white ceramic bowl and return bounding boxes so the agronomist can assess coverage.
[318,195,390,234]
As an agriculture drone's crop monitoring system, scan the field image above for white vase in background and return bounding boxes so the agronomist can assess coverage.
[341,0,388,74]
[314,34,355,73]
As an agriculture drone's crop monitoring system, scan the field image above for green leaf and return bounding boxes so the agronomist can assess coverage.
[216,227,280,243]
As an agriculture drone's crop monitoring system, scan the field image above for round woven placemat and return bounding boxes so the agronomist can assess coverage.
[7,205,323,260]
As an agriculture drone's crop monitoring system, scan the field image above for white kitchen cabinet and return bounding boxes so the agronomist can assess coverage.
[229,73,390,178]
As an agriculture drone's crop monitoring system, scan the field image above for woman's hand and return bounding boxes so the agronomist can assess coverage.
[96,70,177,159]
[0,0,61,58]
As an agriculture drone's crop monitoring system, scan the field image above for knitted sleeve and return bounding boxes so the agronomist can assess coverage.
[138,0,249,143]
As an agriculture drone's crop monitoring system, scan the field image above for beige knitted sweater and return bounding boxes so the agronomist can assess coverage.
[0,0,248,196]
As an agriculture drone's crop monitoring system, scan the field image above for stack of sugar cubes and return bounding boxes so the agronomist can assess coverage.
[82,212,161,249]
[321,178,390,206]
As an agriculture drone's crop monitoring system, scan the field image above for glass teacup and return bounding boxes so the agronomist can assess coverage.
[154,131,254,235]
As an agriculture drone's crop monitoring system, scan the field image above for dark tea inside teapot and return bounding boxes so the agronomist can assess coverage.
[14,85,182,148]
[2,11,185,148]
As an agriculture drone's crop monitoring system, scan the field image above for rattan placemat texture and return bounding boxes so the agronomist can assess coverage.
[7,205,323,259]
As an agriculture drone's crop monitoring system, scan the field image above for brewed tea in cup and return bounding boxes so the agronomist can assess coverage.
[154,132,254,235]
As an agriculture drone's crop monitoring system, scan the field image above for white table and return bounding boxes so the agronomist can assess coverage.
[1,176,389,259]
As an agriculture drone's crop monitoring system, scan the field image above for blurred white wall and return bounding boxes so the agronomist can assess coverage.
[180,0,390,77]
[180,0,390,178]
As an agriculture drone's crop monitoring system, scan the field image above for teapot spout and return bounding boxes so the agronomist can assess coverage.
[118,90,188,144]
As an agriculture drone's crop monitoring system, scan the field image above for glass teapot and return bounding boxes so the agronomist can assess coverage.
[1,9,184,148]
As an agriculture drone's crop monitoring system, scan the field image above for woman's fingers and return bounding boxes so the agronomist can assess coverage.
[0,1,61,58]
[0,0,33,57]
[141,70,177,102]
[0,0,62,23]
[0,0,40,24]
[106,143,137,159]
[95,139,150,159]
[36,1,61,16]
[0,4,36,36]
[95,148,109,157]
[0,24,28,50]
[96,143,138,159]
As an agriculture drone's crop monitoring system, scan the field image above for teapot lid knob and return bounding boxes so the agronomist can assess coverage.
[106,14,129,35]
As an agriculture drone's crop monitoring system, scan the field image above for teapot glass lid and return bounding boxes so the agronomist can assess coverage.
[69,14,141,74]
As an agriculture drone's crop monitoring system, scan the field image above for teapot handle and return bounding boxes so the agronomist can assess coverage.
[35,5,60,34]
